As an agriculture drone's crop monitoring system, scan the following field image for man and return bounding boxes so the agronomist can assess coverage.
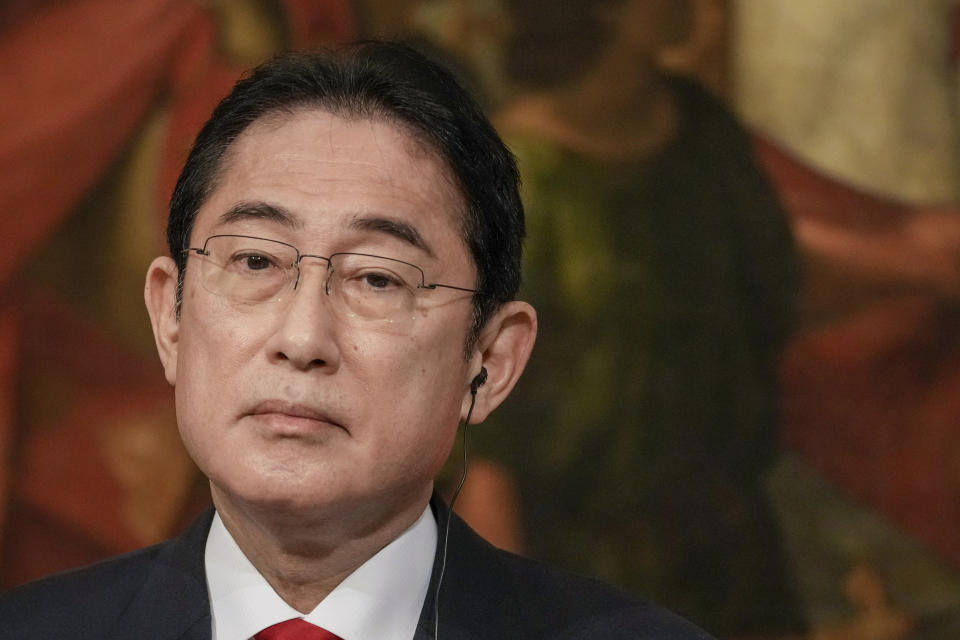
[0,42,712,639]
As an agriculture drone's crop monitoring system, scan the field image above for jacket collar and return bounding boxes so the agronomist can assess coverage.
[413,495,480,640]
[103,496,476,640]
[108,508,215,640]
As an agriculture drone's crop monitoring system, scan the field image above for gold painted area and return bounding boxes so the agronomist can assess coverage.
[209,0,287,64]
[733,0,960,204]
[98,407,195,545]
[24,105,168,358]
[105,107,169,355]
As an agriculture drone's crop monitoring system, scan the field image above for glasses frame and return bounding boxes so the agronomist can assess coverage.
[183,234,480,299]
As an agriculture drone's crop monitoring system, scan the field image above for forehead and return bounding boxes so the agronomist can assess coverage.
[196,108,470,261]
[225,107,453,176]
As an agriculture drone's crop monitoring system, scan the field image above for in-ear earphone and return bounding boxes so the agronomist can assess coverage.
[469,367,488,396]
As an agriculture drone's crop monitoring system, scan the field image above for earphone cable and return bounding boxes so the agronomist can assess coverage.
[432,391,475,640]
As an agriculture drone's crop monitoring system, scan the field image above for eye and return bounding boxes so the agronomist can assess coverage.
[363,273,397,289]
[361,272,397,290]
[243,255,270,271]
[330,254,421,305]
[229,251,282,273]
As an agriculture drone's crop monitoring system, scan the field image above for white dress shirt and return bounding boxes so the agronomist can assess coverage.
[205,506,437,640]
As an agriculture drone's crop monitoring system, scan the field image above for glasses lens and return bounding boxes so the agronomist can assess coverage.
[198,235,297,303]
[328,254,423,320]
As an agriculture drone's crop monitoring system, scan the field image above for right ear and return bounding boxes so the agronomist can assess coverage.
[144,256,180,386]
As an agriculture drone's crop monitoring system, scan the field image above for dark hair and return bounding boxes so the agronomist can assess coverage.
[168,41,524,348]
[503,0,625,88]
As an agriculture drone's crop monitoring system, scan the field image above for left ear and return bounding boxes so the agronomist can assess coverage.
[461,300,537,423]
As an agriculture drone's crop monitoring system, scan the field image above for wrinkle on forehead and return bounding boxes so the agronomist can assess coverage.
[227,107,466,211]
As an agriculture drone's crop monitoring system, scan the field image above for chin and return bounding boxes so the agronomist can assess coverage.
[214,474,338,514]
[204,452,318,501]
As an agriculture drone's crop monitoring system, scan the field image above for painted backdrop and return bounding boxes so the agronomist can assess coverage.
[2,2,960,639]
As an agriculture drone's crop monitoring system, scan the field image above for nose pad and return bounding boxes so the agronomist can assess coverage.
[290,257,331,292]
[289,257,336,306]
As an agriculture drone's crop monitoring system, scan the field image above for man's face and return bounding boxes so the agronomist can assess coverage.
[159,109,479,528]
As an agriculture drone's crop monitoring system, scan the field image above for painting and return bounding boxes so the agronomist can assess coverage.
[2,2,959,638]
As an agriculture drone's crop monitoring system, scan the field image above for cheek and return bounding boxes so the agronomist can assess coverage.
[174,312,271,474]
[389,332,470,431]
[349,318,468,419]
[366,317,467,382]
[175,304,264,416]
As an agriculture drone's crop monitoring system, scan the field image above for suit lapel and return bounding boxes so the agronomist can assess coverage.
[417,495,538,640]
[107,508,216,640]
[413,496,486,640]
[101,499,492,640]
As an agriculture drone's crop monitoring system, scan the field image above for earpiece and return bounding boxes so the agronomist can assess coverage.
[438,366,486,640]
[469,366,488,395]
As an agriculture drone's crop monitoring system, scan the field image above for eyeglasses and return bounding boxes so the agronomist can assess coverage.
[183,235,478,323]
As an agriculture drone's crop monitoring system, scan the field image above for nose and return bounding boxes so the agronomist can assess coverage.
[265,259,340,371]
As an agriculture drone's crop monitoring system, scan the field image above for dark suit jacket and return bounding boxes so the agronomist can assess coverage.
[0,499,713,639]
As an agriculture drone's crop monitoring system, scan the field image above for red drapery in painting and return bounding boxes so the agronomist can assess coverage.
[755,136,960,571]
[0,0,353,587]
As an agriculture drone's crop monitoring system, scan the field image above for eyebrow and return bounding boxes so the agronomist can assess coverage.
[217,202,434,257]
[218,201,302,229]
[350,216,435,257]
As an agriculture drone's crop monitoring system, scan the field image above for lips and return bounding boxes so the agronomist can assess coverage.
[244,399,345,435]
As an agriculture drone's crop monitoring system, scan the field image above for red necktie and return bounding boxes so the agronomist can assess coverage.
[254,618,343,640]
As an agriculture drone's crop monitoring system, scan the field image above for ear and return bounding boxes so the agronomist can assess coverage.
[461,301,537,423]
[144,256,180,386]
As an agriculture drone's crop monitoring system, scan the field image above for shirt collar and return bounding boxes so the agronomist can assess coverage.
[205,506,437,640]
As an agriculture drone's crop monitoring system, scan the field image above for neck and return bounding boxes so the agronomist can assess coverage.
[211,483,432,613]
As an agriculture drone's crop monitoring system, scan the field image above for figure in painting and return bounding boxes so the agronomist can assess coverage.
[457,0,805,636]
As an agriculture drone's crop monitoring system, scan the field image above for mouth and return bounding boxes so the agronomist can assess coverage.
[244,400,345,436]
